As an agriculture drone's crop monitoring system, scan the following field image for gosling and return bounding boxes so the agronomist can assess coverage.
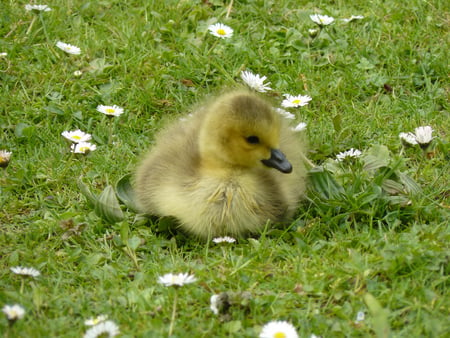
[134,90,307,240]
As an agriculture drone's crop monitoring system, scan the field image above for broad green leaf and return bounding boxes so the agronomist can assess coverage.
[363,145,391,171]
[127,236,142,251]
[116,174,139,212]
[398,172,422,194]
[382,179,405,194]
[308,167,344,200]
[95,185,125,224]
[77,178,97,208]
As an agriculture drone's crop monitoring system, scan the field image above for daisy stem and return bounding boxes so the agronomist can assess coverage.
[226,0,234,18]
[300,153,316,170]
[325,27,338,44]
[20,279,25,294]
[38,13,51,43]
[168,290,178,337]
[206,40,219,56]
[25,16,37,35]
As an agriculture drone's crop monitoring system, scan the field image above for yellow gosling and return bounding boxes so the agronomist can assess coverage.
[134,90,307,240]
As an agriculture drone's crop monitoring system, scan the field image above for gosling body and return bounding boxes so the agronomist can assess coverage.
[135,90,307,239]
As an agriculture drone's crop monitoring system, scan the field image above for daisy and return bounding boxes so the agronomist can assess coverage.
[2,304,25,321]
[414,126,433,146]
[281,94,312,108]
[10,266,40,277]
[308,28,319,38]
[240,71,272,93]
[61,129,92,143]
[83,320,119,338]
[342,15,365,23]
[97,105,124,117]
[212,236,236,244]
[399,132,417,146]
[70,142,97,154]
[355,311,365,322]
[292,122,307,132]
[85,315,108,326]
[208,23,233,39]
[310,14,335,26]
[56,41,81,55]
[74,70,83,77]
[25,4,52,12]
[210,294,220,315]
[0,52,7,57]
[276,108,295,120]
[0,150,12,168]
[157,273,197,287]
[260,320,299,338]
[336,148,362,161]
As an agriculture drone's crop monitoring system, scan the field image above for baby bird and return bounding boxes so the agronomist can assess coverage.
[134,90,307,240]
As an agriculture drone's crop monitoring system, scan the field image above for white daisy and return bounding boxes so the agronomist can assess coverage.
[208,23,233,39]
[310,14,335,26]
[0,52,7,57]
[240,71,272,92]
[210,294,220,315]
[2,304,25,321]
[157,273,197,287]
[25,4,52,12]
[260,320,299,338]
[10,266,40,277]
[85,314,108,326]
[56,41,81,55]
[74,70,83,77]
[212,236,236,244]
[414,126,433,145]
[336,148,362,161]
[97,105,124,117]
[292,122,307,132]
[308,28,319,38]
[70,142,97,154]
[61,129,92,143]
[281,94,312,108]
[0,150,12,168]
[355,311,365,322]
[399,132,417,145]
[83,320,119,338]
[276,108,296,120]
[342,15,365,23]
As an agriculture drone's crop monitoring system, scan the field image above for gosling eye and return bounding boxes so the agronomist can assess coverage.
[246,136,260,144]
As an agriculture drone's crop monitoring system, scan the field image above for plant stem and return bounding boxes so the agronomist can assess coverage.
[168,290,178,337]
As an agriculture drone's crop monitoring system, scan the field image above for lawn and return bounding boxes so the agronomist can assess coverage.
[0,0,449,337]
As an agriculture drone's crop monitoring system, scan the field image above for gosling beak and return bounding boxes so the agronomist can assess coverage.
[261,149,292,174]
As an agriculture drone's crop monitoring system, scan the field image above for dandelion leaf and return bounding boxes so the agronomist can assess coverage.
[95,185,125,224]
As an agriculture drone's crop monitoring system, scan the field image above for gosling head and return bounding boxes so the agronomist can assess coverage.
[199,91,292,174]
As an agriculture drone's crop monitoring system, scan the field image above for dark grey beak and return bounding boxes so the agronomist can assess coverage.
[261,149,292,174]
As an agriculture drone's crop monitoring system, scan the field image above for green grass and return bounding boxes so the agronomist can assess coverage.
[1,0,449,337]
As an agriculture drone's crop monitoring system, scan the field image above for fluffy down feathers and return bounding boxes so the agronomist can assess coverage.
[134,90,307,240]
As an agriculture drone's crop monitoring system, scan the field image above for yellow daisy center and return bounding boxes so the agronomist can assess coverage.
[106,108,115,114]
[292,99,301,104]
[73,135,81,140]
[79,147,89,153]
[274,332,287,338]
[217,28,226,36]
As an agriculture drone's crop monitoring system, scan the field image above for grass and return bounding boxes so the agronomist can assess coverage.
[0,0,449,337]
